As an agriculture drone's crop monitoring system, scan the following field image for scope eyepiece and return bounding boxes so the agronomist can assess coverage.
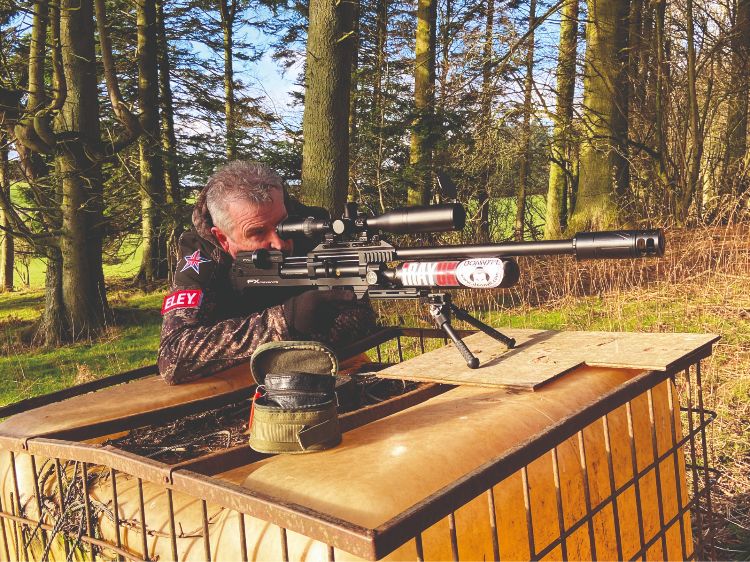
[365,203,466,234]
[574,229,665,259]
[277,217,331,239]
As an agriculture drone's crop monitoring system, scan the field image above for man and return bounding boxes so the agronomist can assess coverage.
[158,161,376,384]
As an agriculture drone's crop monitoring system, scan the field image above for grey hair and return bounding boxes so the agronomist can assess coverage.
[202,161,283,233]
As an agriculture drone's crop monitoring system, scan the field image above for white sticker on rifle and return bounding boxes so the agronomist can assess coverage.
[398,261,459,286]
[455,259,507,288]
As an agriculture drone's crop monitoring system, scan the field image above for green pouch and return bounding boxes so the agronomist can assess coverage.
[248,341,341,454]
[248,401,341,453]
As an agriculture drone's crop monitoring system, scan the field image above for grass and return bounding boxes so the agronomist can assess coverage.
[0,289,164,405]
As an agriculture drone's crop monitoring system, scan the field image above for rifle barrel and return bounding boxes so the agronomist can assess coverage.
[395,240,573,260]
[394,230,664,260]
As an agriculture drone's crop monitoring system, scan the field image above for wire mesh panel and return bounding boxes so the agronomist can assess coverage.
[0,330,716,561]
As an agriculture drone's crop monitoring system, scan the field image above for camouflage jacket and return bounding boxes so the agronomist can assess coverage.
[158,210,376,385]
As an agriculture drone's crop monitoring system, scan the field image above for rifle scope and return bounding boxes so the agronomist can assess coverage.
[277,203,466,239]
[394,229,665,260]
[364,203,465,234]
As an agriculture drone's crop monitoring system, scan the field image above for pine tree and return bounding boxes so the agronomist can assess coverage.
[136,0,168,283]
[569,0,630,230]
[407,0,437,205]
[300,0,356,213]
[544,0,578,238]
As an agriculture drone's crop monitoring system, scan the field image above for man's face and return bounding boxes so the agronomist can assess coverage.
[210,187,293,258]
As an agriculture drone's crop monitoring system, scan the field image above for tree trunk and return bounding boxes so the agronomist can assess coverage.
[157,0,182,278]
[348,0,360,200]
[544,0,578,239]
[0,138,12,292]
[373,0,389,210]
[432,0,451,195]
[679,0,702,222]
[136,0,167,283]
[13,0,52,155]
[372,0,388,116]
[515,0,536,241]
[301,0,356,214]
[638,0,651,102]
[407,0,437,205]
[8,0,105,344]
[628,0,644,107]
[478,0,493,242]
[569,0,630,230]
[54,0,110,339]
[220,0,237,160]
[34,247,66,345]
[722,0,750,197]
[439,0,451,103]
[652,0,670,210]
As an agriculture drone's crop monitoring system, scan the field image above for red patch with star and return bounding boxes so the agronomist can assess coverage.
[161,289,203,315]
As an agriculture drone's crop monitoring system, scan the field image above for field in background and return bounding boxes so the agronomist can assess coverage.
[11,237,144,289]
[462,194,547,240]
[7,183,145,288]
[0,221,748,557]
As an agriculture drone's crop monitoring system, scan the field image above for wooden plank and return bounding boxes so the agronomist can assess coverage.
[377,329,720,390]
[0,335,408,442]
[0,363,253,440]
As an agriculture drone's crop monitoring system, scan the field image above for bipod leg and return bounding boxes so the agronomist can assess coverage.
[430,302,480,369]
[449,304,516,349]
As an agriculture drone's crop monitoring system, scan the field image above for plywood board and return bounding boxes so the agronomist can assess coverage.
[377,329,719,390]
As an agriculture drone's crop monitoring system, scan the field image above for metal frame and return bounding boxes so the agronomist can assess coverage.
[0,328,717,561]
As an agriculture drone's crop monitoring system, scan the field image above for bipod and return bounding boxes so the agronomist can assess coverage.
[426,293,515,369]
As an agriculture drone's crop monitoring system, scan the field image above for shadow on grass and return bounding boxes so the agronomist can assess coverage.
[112,304,162,327]
[0,293,43,314]
[1,292,163,358]
[714,490,750,561]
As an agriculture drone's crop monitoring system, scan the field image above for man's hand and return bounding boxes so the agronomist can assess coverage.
[283,289,357,339]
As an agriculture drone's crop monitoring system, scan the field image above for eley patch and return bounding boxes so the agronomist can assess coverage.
[161,289,203,315]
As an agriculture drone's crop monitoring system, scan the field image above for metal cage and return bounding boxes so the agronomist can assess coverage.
[0,327,717,561]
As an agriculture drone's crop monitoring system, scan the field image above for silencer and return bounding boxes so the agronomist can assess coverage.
[365,203,466,234]
[573,230,665,259]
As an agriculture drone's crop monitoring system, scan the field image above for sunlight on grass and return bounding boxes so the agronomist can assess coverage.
[0,287,165,406]
[0,288,46,322]
[0,323,161,405]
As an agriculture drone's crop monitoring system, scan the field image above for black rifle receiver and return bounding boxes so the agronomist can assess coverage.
[232,202,664,369]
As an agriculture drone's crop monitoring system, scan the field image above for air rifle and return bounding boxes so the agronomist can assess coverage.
[231,202,664,369]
